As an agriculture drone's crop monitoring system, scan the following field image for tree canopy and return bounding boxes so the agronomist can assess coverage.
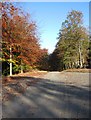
[2,3,48,76]
[1,4,90,75]
[50,10,89,71]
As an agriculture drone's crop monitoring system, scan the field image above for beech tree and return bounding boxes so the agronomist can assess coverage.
[2,3,41,76]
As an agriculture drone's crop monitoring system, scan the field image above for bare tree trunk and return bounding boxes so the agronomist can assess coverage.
[10,47,12,76]
[79,42,83,68]
[21,59,23,74]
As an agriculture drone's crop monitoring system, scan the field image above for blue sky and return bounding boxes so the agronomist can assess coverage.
[15,2,89,53]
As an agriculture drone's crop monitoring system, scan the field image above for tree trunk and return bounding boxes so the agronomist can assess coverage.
[21,60,23,74]
[79,42,83,68]
[10,47,12,76]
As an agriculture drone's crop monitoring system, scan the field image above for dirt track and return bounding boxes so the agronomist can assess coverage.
[2,71,90,118]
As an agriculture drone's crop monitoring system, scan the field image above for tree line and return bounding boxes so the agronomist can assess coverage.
[1,3,90,76]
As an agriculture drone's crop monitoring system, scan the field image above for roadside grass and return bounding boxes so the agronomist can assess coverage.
[2,70,48,83]
[12,70,48,77]
[64,68,91,73]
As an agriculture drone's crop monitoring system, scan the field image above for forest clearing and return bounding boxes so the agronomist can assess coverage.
[1,2,91,119]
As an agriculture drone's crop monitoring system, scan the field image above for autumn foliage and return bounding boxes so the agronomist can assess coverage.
[2,3,48,75]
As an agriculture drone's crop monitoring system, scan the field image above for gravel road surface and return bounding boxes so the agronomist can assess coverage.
[2,72,90,118]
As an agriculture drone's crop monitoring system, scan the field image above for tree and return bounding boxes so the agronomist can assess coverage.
[2,3,41,76]
[87,34,91,68]
[37,48,50,71]
[51,10,89,71]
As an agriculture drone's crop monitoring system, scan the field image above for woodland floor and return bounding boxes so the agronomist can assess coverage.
[1,69,91,118]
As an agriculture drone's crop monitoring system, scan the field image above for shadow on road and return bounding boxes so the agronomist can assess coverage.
[2,76,90,118]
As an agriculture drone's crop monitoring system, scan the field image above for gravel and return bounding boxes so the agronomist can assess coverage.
[2,71,90,118]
